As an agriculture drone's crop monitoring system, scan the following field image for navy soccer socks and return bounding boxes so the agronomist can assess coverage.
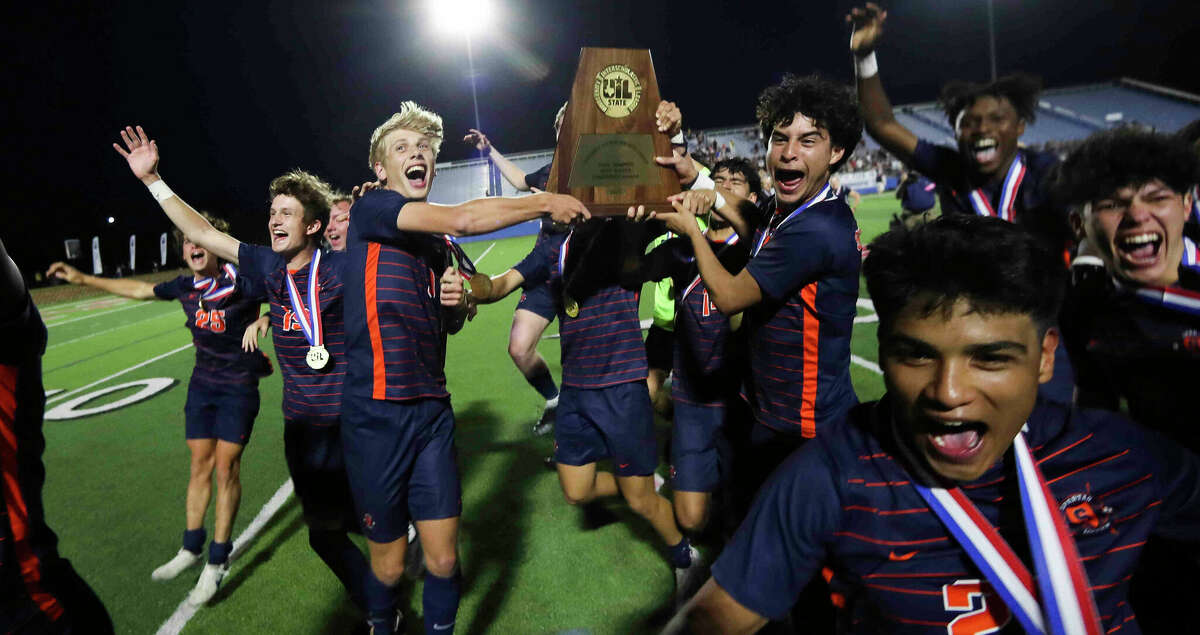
[423,569,461,634]
[182,527,206,555]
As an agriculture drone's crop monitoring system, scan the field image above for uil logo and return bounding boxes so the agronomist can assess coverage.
[593,64,642,118]
[1059,492,1114,536]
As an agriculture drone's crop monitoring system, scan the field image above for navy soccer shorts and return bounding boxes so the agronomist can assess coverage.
[670,401,730,493]
[515,280,557,322]
[341,396,461,543]
[554,382,657,477]
[283,419,357,531]
[183,376,260,445]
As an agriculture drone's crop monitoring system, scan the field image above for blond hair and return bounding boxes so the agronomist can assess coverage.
[368,101,444,169]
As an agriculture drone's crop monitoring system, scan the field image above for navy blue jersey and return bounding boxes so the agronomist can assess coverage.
[712,399,1200,633]
[525,162,570,238]
[1062,265,1200,451]
[239,244,347,424]
[516,224,648,388]
[742,194,860,437]
[153,274,270,386]
[641,234,750,405]
[911,142,1067,249]
[344,189,457,401]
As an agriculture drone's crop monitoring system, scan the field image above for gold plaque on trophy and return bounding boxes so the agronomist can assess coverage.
[547,48,679,216]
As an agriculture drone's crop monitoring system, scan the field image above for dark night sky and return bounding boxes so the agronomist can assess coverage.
[6,0,1199,278]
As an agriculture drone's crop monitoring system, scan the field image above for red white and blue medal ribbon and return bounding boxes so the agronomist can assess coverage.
[1183,236,1199,275]
[907,427,1102,635]
[751,183,833,257]
[192,263,239,304]
[284,249,328,370]
[557,228,574,278]
[681,232,740,301]
[967,153,1026,223]
[442,235,477,277]
[1119,238,1200,317]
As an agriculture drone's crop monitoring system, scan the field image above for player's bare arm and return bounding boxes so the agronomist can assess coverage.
[113,125,242,263]
[663,579,769,635]
[464,129,532,192]
[469,268,527,305]
[46,261,157,300]
[635,200,762,315]
[847,4,919,161]
[395,192,589,237]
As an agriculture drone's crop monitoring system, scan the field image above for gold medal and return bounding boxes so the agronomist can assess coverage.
[564,296,580,318]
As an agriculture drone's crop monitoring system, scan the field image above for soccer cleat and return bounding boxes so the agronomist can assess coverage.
[674,546,708,609]
[151,548,202,581]
[532,405,556,437]
[187,562,230,606]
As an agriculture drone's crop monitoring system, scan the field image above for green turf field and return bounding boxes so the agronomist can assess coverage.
[36,193,908,634]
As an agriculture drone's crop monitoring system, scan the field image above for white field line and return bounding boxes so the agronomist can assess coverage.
[155,479,295,635]
[47,306,177,350]
[45,343,193,405]
[39,294,129,313]
[45,300,153,328]
[473,242,496,265]
[851,354,883,375]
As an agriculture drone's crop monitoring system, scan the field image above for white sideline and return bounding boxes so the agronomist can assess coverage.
[45,343,193,405]
[474,242,495,264]
[155,479,295,635]
[45,300,152,328]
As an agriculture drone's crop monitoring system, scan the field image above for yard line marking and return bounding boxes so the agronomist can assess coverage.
[851,354,883,375]
[474,241,496,264]
[45,300,153,328]
[155,479,295,635]
[47,307,177,350]
[45,343,193,405]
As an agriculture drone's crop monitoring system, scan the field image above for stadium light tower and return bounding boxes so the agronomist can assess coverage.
[427,0,496,149]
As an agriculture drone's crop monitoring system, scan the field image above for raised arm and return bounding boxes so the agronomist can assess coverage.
[113,125,242,264]
[46,261,157,300]
[0,236,26,309]
[396,192,588,237]
[847,4,919,162]
[465,129,532,192]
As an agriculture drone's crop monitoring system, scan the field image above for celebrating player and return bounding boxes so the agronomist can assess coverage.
[326,191,352,252]
[2,236,114,634]
[462,103,568,435]
[669,214,1200,634]
[110,126,374,613]
[342,101,587,634]
[48,214,271,605]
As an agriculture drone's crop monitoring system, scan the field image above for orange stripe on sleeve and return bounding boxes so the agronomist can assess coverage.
[0,365,65,623]
[799,282,820,438]
[365,244,386,400]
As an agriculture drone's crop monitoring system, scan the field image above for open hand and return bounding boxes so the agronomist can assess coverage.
[351,180,381,200]
[242,314,270,352]
[113,125,161,184]
[46,261,84,285]
[463,129,492,153]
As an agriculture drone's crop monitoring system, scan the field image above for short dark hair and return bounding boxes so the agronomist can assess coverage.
[710,157,763,199]
[864,215,1065,335]
[268,169,333,232]
[938,73,1041,129]
[1054,129,1200,207]
[756,74,863,173]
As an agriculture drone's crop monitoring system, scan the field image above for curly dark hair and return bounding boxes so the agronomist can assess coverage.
[1054,129,1200,207]
[864,215,1065,336]
[269,169,333,231]
[710,157,763,200]
[756,74,863,173]
[938,73,1042,129]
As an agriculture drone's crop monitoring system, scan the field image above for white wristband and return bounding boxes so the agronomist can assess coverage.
[147,179,176,203]
[690,171,715,191]
[855,51,878,79]
[713,192,727,210]
[670,131,685,145]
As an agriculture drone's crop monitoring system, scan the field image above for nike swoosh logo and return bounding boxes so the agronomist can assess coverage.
[619,463,630,469]
[433,622,456,631]
[888,550,918,561]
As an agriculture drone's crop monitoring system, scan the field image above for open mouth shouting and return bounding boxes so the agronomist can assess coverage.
[405,164,429,191]
[188,248,208,267]
[773,167,806,196]
[271,227,290,249]
[922,418,989,464]
[1114,230,1164,270]
[971,138,998,166]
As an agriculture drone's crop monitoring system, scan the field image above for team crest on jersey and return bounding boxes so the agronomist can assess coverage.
[1182,328,1200,353]
[362,513,375,530]
[1059,491,1114,536]
[593,64,642,118]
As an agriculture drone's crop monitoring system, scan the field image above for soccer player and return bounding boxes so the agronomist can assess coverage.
[343,101,588,634]
[894,169,937,228]
[635,158,759,535]
[110,126,375,612]
[47,215,271,605]
[669,214,1200,635]
[326,191,352,252]
[2,236,114,634]
[462,103,568,435]
[654,74,864,481]
[848,3,1076,405]
[829,175,861,212]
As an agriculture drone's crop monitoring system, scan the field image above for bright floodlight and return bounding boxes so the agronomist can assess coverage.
[429,0,494,38]
[107,216,115,224]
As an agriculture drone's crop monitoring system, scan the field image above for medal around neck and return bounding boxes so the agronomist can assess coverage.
[285,250,330,371]
[564,295,580,318]
[306,345,330,370]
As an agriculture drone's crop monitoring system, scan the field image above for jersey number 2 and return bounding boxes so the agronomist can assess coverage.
[942,579,1011,635]
[194,309,226,333]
